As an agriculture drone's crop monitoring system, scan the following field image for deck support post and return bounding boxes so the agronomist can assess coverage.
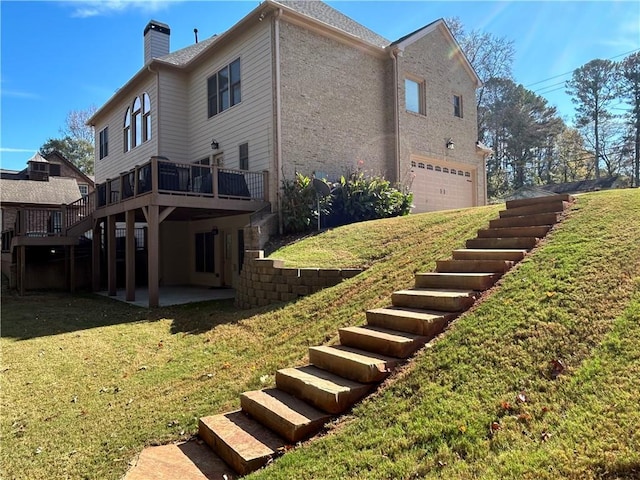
[92,221,102,292]
[147,205,159,308]
[107,215,117,296]
[125,209,136,301]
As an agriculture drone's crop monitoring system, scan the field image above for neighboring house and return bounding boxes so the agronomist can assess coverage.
[0,151,95,293]
[506,176,623,201]
[86,0,488,307]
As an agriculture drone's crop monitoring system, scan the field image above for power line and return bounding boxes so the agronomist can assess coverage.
[524,47,640,89]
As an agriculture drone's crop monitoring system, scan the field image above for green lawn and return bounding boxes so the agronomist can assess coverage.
[2,190,638,480]
[0,203,500,479]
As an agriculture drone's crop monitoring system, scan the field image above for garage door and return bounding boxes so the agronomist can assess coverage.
[410,158,475,213]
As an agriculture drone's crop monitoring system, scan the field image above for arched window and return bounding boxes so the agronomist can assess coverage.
[443,167,449,173]
[426,164,434,170]
[132,97,142,148]
[142,93,151,142]
[435,166,442,172]
[123,107,131,152]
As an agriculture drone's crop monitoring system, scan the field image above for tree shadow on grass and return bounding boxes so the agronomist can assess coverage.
[0,290,283,340]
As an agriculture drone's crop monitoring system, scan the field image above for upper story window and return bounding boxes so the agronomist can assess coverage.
[123,108,131,153]
[132,97,142,147]
[239,142,249,170]
[453,94,463,118]
[99,127,109,159]
[78,184,89,197]
[142,93,151,142]
[405,78,425,115]
[208,58,241,118]
[123,92,152,153]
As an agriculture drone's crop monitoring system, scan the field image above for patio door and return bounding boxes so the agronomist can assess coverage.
[222,231,233,287]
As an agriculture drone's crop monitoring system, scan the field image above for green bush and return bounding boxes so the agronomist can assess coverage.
[280,171,413,233]
[329,171,413,226]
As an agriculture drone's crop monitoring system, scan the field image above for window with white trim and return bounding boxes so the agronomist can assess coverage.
[239,142,249,170]
[142,93,151,142]
[453,94,463,118]
[123,108,131,152]
[99,127,109,159]
[208,58,241,118]
[405,78,425,115]
[123,92,152,152]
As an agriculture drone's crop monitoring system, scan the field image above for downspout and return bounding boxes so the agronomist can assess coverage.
[389,48,401,183]
[147,64,160,154]
[274,8,284,234]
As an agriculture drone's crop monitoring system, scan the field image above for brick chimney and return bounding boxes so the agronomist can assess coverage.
[144,20,170,64]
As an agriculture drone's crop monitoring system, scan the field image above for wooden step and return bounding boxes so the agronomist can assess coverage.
[275,365,372,414]
[499,200,568,218]
[391,289,477,312]
[452,248,527,262]
[436,259,514,273]
[477,225,551,238]
[365,307,454,337]
[506,194,573,209]
[339,325,428,359]
[308,345,399,383]
[415,272,500,290]
[466,237,538,250]
[489,212,561,228]
[198,411,285,475]
[240,389,331,443]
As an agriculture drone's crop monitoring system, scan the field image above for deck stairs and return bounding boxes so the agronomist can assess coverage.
[124,194,574,479]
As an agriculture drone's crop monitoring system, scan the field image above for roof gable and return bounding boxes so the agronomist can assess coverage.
[392,19,481,87]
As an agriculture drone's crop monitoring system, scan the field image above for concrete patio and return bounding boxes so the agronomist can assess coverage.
[97,286,235,308]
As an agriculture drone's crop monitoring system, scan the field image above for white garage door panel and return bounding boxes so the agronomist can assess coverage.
[411,160,475,213]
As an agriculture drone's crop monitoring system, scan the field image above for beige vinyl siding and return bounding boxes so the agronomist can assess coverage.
[157,69,189,161]
[186,21,273,172]
[93,75,159,183]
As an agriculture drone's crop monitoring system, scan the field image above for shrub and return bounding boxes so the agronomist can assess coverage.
[280,171,413,233]
[329,171,413,227]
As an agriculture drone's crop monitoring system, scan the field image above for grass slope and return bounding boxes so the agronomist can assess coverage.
[0,204,500,479]
[249,189,640,480]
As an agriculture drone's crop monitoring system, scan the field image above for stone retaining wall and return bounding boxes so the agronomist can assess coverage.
[235,250,362,309]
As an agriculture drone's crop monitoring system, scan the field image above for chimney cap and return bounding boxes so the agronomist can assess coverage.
[144,20,170,36]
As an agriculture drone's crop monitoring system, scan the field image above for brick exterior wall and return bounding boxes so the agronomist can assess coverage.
[235,250,362,309]
[279,21,395,183]
[396,26,486,204]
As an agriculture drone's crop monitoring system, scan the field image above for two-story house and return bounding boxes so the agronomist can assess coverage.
[87,0,488,307]
[1,151,95,293]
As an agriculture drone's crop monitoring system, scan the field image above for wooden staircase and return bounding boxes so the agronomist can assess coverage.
[125,194,574,479]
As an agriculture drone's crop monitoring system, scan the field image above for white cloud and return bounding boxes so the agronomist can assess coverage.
[65,0,183,18]
[0,148,38,153]
[1,89,40,99]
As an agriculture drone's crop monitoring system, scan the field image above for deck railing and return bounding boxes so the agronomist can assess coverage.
[2,196,95,251]
[96,157,268,208]
[65,193,95,231]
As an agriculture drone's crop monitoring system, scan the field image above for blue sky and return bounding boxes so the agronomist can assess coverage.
[1,0,638,171]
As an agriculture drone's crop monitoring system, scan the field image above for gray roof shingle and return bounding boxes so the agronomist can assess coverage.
[0,177,82,205]
[158,35,218,66]
[274,0,390,47]
[156,0,391,68]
